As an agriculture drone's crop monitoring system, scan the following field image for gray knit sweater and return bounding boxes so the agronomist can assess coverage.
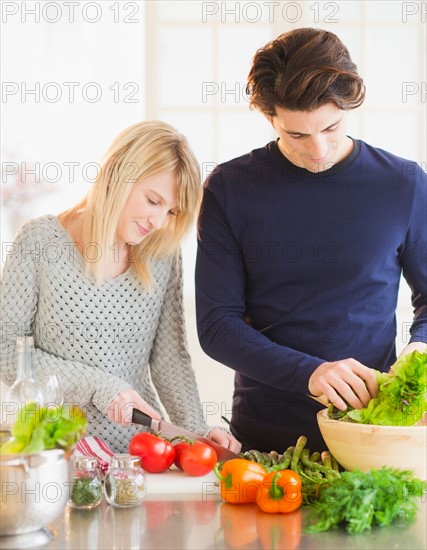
[0,215,208,452]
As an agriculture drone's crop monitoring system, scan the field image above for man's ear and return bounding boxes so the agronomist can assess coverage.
[264,113,275,130]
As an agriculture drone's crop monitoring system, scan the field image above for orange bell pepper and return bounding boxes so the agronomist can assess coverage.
[214,459,267,504]
[256,508,302,550]
[257,470,302,514]
[220,503,258,547]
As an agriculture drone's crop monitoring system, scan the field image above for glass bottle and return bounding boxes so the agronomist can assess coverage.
[3,336,45,425]
[69,457,103,509]
[104,454,146,508]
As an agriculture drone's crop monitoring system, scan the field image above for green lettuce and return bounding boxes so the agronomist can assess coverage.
[328,351,427,426]
[0,402,87,454]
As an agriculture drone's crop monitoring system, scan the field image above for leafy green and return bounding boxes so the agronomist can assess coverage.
[305,467,425,534]
[328,351,427,425]
[0,402,87,454]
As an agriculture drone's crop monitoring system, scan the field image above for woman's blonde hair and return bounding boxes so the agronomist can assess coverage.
[61,120,201,287]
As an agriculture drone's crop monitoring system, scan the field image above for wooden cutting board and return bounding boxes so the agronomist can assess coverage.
[144,468,219,496]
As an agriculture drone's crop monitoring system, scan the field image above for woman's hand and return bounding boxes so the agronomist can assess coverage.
[107,388,161,426]
[207,427,242,454]
[308,358,378,411]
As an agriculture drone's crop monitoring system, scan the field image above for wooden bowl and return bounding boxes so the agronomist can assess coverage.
[317,409,427,480]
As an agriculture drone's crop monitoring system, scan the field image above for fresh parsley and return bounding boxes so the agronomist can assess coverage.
[305,467,425,534]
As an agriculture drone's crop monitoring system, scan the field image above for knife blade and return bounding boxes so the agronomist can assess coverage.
[131,408,239,462]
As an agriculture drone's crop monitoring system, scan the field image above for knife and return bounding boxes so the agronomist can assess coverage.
[131,408,239,462]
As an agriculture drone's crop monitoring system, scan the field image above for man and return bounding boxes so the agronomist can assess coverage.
[195,28,427,452]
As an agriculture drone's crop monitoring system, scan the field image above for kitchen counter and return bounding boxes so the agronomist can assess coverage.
[2,494,426,549]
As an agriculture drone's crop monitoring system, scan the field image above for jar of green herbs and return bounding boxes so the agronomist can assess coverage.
[104,454,146,508]
[69,457,103,509]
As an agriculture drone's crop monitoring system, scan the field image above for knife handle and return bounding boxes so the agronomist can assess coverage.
[131,408,152,427]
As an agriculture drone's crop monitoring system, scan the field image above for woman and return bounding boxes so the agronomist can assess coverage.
[1,120,240,453]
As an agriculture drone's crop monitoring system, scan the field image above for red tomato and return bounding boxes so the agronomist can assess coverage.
[173,442,191,470]
[129,433,175,473]
[180,442,218,477]
[145,501,175,529]
[177,500,217,525]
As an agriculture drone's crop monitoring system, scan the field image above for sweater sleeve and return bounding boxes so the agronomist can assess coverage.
[149,251,208,435]
[195,173,325,394]
[400,165,427,344]
[0,221,132,413]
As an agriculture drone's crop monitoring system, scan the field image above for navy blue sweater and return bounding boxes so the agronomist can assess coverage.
[195,140,427,452]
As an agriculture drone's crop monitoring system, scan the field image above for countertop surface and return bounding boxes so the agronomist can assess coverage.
[2,489,426,550]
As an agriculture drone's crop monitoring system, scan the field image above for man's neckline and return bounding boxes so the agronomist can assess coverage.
[270,137,361,178]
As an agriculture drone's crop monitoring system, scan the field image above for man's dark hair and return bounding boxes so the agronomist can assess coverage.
[246,28,365,116]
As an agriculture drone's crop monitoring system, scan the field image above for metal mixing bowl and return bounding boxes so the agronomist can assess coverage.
[0,449,71,536]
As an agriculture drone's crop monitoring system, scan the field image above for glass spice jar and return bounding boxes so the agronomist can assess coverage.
[69,457,103,509]
[104,454,146,508]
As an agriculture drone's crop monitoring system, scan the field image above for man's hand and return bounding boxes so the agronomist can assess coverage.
[398,342,427,358]
[308,358,378,411]
[107,388,161,426]
[207,427,242,454]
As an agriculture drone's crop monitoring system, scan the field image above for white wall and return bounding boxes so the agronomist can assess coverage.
[1,1,426,426]
[1,1,146,245]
